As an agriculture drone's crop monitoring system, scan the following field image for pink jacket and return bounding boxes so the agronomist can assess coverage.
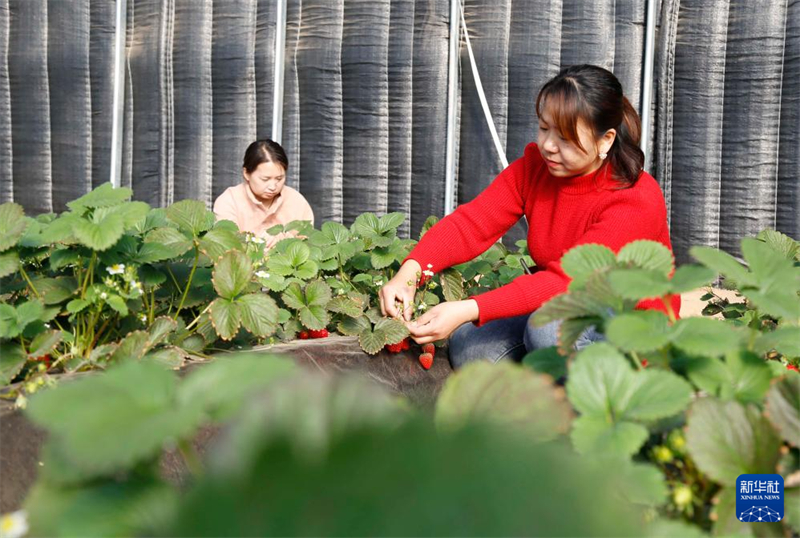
[213,183,314,241]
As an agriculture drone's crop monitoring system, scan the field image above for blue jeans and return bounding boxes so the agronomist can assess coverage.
[448,312,605,370]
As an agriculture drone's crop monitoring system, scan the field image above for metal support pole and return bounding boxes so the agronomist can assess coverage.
[640,0,657,171]
[271,0,288,144]
[109,0,128,188]
[443,0,460,215]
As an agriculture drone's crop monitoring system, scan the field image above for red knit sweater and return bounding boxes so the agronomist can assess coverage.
[407,143,681,326]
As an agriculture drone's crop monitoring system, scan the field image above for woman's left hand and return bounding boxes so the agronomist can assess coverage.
[406,299,479,345]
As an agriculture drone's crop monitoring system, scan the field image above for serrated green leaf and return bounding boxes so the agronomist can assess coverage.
[766,375,800,446]
[606,311,671,353]
[25,360,203,476]
[338,315,371,336]
[144,347,185,369]
[293,260,318,280]
[374,318,409,345]
[27,330,62,360]
[724,350,773,404]
[670,265,716,294]
[359,328,385,355]
[690,246,755,288]
[49,248,80,270]
[144,227,193,258]
[209,298,241,341]
[757,229,800,261]
[66,298,90,314]
[617,240,674,276]
[378,212,405,233]
[557,317,602,353]
[352,213,381,237]
[685,398,782,483]
[327,296,365,317]
[110,331,150,362]
[0,250,19,277]
[0,202,28,251]
[199,227,243,261]
[671,317,742,357]
[436,361,571,441]
[622,369,693,421]
[72,212,125,251]
[177,353,296,420]
[166,199,215,236]
[105,294,128,316]
[67,183,132,211]
[212,250,252,299]
[285,241,310,266]
[30,277,75,305]
[281,283,306,310]
[304,279,332,307]
[0,342,27,385]
[608,268,671,300]
[561,244,617,288]
[238,293,279,337]
[744,289,800,322]
[522,346,568,380]
[754,326,800,357]
[571,416,649,457]
[440,268,464,301]
[567,343,634,416]
[299,305,329,331]
[148,317,178,347]
[370,247,397,270]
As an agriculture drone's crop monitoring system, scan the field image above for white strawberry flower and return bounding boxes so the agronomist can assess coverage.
[0,510,28,538]
[375,280,383,287]
[106,264,125,275]
[252,236,265,244]
[422,270,434,278]
[13,395,27,411]
[139,314,147,323]
[99,292,108,300]
[417,303,427,311]
[130,281,143,294]
[255,271,270,279]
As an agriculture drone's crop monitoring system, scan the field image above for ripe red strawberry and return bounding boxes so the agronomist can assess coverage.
[400,338,410,351]
[788,364,799,373]
[385,342,403,353]
[309,329,329,339]
[422,343,435,356]
[419,352,433,370]
[298,331,310,340]
[641,358,649,368]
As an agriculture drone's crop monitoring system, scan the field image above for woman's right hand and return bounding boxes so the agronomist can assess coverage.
[379,260,421,321]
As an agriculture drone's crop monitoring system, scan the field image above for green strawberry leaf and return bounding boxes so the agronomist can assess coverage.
[166,199,215,237]
[617,240,674,276]
[685,398,782,483]
[561,244,616,288]
[606,311,671,353]
[571,416,649,457]
[0,342,27,385]
[0,202,28,251]
[212,250,253,300]
[299,305,329,331]
[67,183,132,211]
[0,250,20,278]
[238,294,279,337]
[765,375,800,446]
[209,298,242,341]
[435,361,572,441]
[671,317,742,357]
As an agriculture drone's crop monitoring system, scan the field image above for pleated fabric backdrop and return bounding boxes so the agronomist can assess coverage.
[1,0,799,256]
[656,0,800,262]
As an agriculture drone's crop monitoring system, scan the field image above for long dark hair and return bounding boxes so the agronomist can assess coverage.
[242,139,289,174]
[535,64,644,187]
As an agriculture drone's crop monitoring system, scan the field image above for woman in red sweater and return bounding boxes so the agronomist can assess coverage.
[379,64,679,369]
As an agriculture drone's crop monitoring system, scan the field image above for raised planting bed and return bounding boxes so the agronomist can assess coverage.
[0,336,451,512]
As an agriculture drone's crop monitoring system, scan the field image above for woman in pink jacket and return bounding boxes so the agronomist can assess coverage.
[213,140,314,248]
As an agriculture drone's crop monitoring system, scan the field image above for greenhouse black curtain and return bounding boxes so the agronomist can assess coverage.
[656,0,800,263]
[1,0,798,253]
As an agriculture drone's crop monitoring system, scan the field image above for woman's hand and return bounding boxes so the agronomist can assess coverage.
[407,299,479,344]
[379,260,421,321]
